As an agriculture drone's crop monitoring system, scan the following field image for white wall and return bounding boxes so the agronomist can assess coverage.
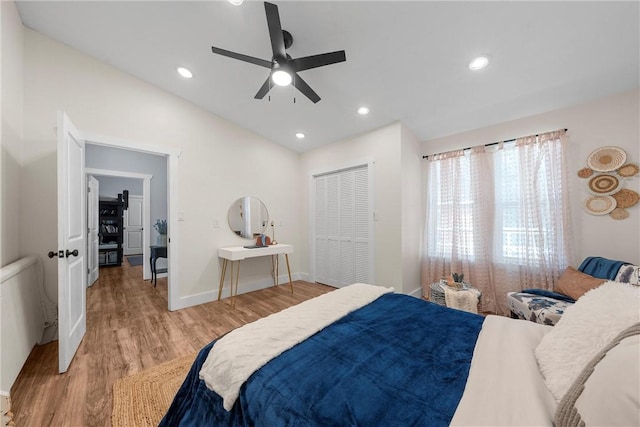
[93,176,143,198]
[300,123,405,289]
[21,28,303,305]
[0,0,24,266]
[423,89,640,265]
[400,124,423,295]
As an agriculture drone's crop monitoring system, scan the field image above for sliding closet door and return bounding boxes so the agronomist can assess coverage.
[314,165,371,288]
[353,167,371,284]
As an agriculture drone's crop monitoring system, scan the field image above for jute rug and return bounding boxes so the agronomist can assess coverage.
[112,352,197,427]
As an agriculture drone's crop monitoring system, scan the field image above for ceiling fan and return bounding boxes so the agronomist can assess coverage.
[211,1,346,104]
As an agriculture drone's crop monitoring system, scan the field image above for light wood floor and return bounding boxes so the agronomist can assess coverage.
[10,259,334,426]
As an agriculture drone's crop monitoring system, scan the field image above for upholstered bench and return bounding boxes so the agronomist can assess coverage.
[507,257,639,326]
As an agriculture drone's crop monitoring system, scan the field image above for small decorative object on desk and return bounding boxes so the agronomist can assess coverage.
[256,234,271,246]
[270,220,277,245]
[154,219,167,246]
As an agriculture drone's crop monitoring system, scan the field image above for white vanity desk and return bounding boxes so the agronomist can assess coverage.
[217,244,294,307]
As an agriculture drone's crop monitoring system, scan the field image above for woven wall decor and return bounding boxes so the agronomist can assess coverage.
[588,174,622,195]
[618,163,639,178]
[610,208,629,220]
[577,167,593,178]
[584,195,616,215]
[611,188,640,209]
[580,146,638,220]
[587,146,627,172]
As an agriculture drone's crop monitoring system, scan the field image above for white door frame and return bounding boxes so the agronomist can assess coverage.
[81,131,181,311]
[85,168,152,278]
[87,175,100,286]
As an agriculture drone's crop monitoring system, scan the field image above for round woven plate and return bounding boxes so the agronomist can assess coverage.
[587,173,622,196]
[610,208,629,220]
[577,167,593,178]
[618,163,639,177]
[611,188,640,208]
[584,195,617,215]
[587,146,627,172]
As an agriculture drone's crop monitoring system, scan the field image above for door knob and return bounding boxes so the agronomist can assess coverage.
[65,249,79,258]
[48,251,58,258]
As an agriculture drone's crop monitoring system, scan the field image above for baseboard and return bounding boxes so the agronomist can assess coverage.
[407,286,423,298]
[173,272,307,310]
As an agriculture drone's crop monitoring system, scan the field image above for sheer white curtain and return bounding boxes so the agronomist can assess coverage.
[422,130,572,315]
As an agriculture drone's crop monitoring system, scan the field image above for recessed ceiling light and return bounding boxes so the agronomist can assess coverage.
[357,106,370,115]
[229,0,244,5]
[468,56,490,71]
[177,67,193,79]
[295,133,305,139]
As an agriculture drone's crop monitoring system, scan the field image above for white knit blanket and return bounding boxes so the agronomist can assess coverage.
[199,283,393,410]
[443,285,480,314]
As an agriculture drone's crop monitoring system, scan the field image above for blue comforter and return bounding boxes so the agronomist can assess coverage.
[160,293,484,426]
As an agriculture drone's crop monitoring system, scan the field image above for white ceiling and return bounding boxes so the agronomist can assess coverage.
[16,1,640,153]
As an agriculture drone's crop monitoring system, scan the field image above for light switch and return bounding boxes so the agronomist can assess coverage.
[213,219,220,228]
[178,211,185,221]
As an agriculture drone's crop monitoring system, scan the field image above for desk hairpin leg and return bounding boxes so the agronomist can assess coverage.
[217,259,240,308]
[217,259,228,301]
[231,260,240,309]
[285,254,293,295]
[271,255,280,287]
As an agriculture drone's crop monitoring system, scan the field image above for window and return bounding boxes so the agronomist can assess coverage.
[423,130,572,314]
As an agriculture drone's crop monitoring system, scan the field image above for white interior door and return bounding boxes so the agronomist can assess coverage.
[87,175,99,286]
[57,111,87,374]
[123,195,144,256]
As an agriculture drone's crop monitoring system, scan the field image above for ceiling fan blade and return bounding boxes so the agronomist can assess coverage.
[211,46,271,68]
[290,51,346,72]
[264,2,286,59]
[254,77,272,100]
[292,73,321,103]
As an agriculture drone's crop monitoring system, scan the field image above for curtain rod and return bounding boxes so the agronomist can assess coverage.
[422,128,568,159]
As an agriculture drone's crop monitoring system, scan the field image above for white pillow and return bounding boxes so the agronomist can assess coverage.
[555,324,640,427]
[535,281,640,401]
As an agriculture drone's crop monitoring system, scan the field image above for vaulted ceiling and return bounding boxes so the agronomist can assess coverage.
[16,1,640,152]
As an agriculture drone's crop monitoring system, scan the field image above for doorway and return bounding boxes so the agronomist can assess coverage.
[85,167,153,280]
[80,131,181,311]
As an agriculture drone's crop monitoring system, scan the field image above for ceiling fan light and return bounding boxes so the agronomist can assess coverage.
[296,133,305,139]
[357,106,370,115]
[272,70,292,86]
[228,0,244,5]
[177,67,193,79]
[469,56,490,71]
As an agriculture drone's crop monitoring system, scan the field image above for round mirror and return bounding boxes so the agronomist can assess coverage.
[227,196,269,239]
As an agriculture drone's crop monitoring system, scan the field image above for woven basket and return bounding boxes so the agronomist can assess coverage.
[429,282,447,306]
[612,188,639,208]
[577,167,594,179]
[587,146,627,172]
[618,163,639,177]
[610,208,629,220]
